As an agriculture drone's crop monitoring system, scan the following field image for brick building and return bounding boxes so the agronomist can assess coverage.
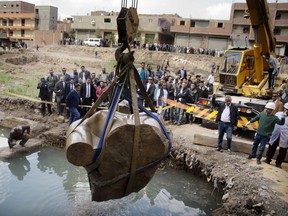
[171,2,288,52]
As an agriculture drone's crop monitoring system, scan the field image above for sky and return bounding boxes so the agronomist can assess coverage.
[3,0,288,20]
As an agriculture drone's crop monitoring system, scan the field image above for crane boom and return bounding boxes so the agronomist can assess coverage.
[246,0,276,54]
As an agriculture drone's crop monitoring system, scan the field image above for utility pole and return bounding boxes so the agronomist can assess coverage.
[188,15,191,48]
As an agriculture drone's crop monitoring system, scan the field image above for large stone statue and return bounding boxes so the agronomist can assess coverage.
[66,110,170,201]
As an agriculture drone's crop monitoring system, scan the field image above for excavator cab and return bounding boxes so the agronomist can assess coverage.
[217,48,270,97]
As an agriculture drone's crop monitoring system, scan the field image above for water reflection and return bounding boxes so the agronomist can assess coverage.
[0,127,10,148]
[0,148,221,216]
[7,156,30,181]
[37,148,87,200]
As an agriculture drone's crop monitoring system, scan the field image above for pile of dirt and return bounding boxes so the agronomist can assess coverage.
[5,55,39,65]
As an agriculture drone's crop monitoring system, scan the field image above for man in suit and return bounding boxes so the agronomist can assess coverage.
[174,80,189,126]
[145,76,155,107]
[54,76,67,115]
[108,65,116,84]
[46,68,58,100]
[66,83,81,125]
[37,77,52,117]
[212,94,239,152]
[80,78,97,116]
[79,65,91,84]
[61,67,71,82]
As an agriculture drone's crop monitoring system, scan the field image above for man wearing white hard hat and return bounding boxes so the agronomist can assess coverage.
[246,102,286,165]
[264,102,288,168]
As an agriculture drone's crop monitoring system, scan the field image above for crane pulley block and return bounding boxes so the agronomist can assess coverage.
[117,7,139,44]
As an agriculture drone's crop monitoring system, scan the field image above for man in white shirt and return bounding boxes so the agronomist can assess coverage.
[212,95,239,152]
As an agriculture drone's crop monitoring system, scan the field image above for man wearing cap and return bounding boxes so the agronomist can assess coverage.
[265,53,279,90]
[264,102,288,168]
[8,125,30,149]
[66,83,81,125]
[246,102,286,164]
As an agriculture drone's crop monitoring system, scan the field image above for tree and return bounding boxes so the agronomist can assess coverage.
[95,29,102,38]
[136,26,142,42]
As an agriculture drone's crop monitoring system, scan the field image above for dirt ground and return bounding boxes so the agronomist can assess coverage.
[0,46,288,216]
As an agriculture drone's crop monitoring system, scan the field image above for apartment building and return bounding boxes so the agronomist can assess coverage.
[0,1,60,47]
[230,2,288,55]
[35,6,58,30]
[171,18,232,49]
[0,1,37,47]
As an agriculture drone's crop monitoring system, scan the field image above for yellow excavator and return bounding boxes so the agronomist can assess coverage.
[214,0,284,98]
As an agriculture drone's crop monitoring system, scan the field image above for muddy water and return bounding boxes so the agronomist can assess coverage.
[0,147,221,216]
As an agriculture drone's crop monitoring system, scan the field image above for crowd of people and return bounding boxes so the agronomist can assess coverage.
[36,61,217,126]
[35,59,288,168]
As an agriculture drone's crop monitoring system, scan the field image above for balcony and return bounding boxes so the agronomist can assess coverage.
[0,25,35,30]
[274,19,288,27]
[170,25,189,33]
[274,35,288,42]
[232,18,250,25]
[0,13,38,20]
[10,35,33,40]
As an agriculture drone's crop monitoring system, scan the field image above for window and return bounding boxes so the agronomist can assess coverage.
[2,20,7,26]
[273,28,281,35]
[8,20,13,26]
[190,21,195,27]
[11,4,14,7]
[275,12,281,20]
[3,4,7,8]
[21,30,25,37]
[21,19,25,26]
[180,20,185,26]
[9,31,13,36]
[16,4,19,7]
[35,9,39,14]
[243,56,254,70]
[104,18,111,23]
[149,19,153,23]
[217,22,223,28]
[243,27,249,33]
